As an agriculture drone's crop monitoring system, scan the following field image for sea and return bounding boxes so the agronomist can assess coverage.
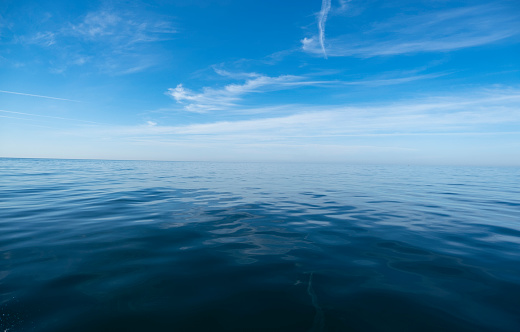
[1,158,519,331]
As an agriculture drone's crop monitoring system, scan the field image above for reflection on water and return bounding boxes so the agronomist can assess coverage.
[1,158,519,331]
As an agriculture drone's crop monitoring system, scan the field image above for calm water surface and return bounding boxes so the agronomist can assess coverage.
[1,158,519,331]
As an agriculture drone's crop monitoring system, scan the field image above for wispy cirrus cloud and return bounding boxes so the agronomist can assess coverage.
[0,89,81,102]
[64,9,176,74]
[80,86,520,140]
[0,109,100,125]
[166,70,336,112]
[303,0,352,59]
[167,68,447,112]
[344,72,448,87]
[175,91,518,137]
[18,31,56,47]
[318,0,332,58]
[43,86,519,163]
[7,7,177,74]
[68,10,176,45]
[336,0,351,13]
[302,4,520,57]
[17,8,176,48]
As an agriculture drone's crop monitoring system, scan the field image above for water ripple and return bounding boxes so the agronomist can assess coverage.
[1,159,519,331]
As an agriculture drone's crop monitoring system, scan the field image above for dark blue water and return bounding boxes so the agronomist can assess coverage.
[1,158,519,331]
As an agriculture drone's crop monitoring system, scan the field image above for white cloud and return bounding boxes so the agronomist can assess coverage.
[167,71,332,112]
[167,68,445,112]
[336,0,351,13]
[71,11,120,38]
[301,37,315,51]
[0,90,80,102]
[302,4,520,57]
[11,7,177,74]
[344,72,449,87]
[20,31,56,47]
[23,86,516,164]
[314,0,353,58]
[81,87,520,140]
[318,0,332,58]
[0,109,99,124]
[68,9,177,45]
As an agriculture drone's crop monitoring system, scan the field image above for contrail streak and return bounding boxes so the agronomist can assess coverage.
[0,110,100,124]
[0,90,81,102]
[318,0,331,58]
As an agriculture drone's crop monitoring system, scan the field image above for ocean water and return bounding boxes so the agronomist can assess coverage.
[1,158,519,332]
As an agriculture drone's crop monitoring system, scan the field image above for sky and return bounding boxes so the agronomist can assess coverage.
[1,0,519,165]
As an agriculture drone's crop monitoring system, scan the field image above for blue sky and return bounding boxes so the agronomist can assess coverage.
[1,0,519,165]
